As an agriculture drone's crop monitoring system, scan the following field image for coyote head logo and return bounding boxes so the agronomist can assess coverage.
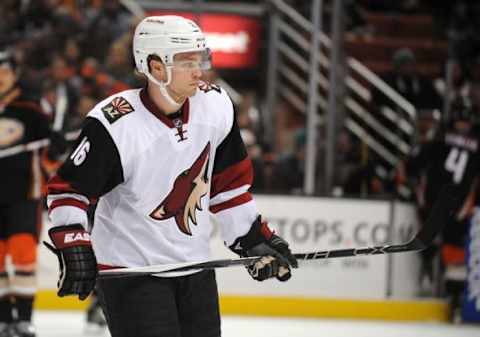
[149,142,210,235]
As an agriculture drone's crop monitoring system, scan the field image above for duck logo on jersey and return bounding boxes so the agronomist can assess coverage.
[101,97,134,124]
[150,142,211,235]
[0,118,24,148]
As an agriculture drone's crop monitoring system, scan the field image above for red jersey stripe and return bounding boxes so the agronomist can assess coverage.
[211,158,253,199]
[47,175,97,203]
[209,192,252,214]
[48,198,89,214]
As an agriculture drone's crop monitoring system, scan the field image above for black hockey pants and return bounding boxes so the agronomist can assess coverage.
[97,270,221,337]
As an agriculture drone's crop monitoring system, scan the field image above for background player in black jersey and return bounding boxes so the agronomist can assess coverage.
[44,16,297,337]
[400,97,480,320]
[0,47,65,337]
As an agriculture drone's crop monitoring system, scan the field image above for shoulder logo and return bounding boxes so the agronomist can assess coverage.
[102,97,134,124]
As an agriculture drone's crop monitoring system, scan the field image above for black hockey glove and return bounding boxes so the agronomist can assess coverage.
[230,216,298,282]
[44,224,97,300]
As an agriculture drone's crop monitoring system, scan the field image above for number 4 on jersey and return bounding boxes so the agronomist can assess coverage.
[444,147,469,184]
[70,136,91,166]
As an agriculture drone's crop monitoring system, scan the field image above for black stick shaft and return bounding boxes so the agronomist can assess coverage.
[98,242,419,278]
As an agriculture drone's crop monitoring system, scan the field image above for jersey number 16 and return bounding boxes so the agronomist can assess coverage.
[70,136,91,166]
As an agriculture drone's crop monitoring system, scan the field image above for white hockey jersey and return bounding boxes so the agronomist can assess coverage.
[47,83,258,273]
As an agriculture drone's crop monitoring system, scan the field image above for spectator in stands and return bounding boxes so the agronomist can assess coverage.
[0,1,23,45]
[469,81,480,112]
[63,38,83,78]
[426,0,452,37]
[332,130,362,194]
[105,40,141,88]
[79,57,102,96]
[66,94,97,132]
[326,130,386,197]
[341,158,384,196]
[40,54,79,132]
[344,0,373,38]
[434,61,471,106]
[240,129,266,192]
[77,56,129,99]
[271,128,306,194]
[446,1,480,73]
[82,0,133,62]
[375,48,442,111]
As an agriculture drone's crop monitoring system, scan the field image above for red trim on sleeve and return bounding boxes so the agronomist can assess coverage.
[47,175,96,203]
[47,175,79,194]
[209,192,252,214]
[48,198,89,214]
[260,221,273,240]
[211,158,253,199]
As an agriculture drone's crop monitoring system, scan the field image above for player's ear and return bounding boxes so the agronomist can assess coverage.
[148,56,167,82]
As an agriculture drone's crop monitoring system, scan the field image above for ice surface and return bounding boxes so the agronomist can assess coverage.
[33,311,479,337]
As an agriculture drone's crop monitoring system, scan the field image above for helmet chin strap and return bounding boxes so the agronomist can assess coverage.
[145,67,182,110]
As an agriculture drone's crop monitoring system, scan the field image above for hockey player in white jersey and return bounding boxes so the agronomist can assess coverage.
[44,15,297,337]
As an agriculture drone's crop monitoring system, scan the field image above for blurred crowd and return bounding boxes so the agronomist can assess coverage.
[0,0,141,134]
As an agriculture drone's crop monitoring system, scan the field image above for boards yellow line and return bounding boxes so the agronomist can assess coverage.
[35,291,448,322]
[219,296,449,321]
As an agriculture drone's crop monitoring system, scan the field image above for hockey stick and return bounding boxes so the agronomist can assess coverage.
[0,130,79,159]
[98,184,460,278]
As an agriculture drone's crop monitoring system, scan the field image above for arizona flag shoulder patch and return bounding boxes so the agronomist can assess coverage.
[102,97,134,124]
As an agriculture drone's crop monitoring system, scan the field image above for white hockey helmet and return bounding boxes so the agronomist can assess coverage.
[133,15,211,83]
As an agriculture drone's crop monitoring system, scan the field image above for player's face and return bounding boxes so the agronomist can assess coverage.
[0,63,16,95]
[169,52,204,97]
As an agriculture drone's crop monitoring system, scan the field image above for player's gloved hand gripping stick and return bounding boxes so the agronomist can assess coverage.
[229,215,298,281]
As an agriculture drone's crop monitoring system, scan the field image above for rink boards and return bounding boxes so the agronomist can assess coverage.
[36,195,448,321]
